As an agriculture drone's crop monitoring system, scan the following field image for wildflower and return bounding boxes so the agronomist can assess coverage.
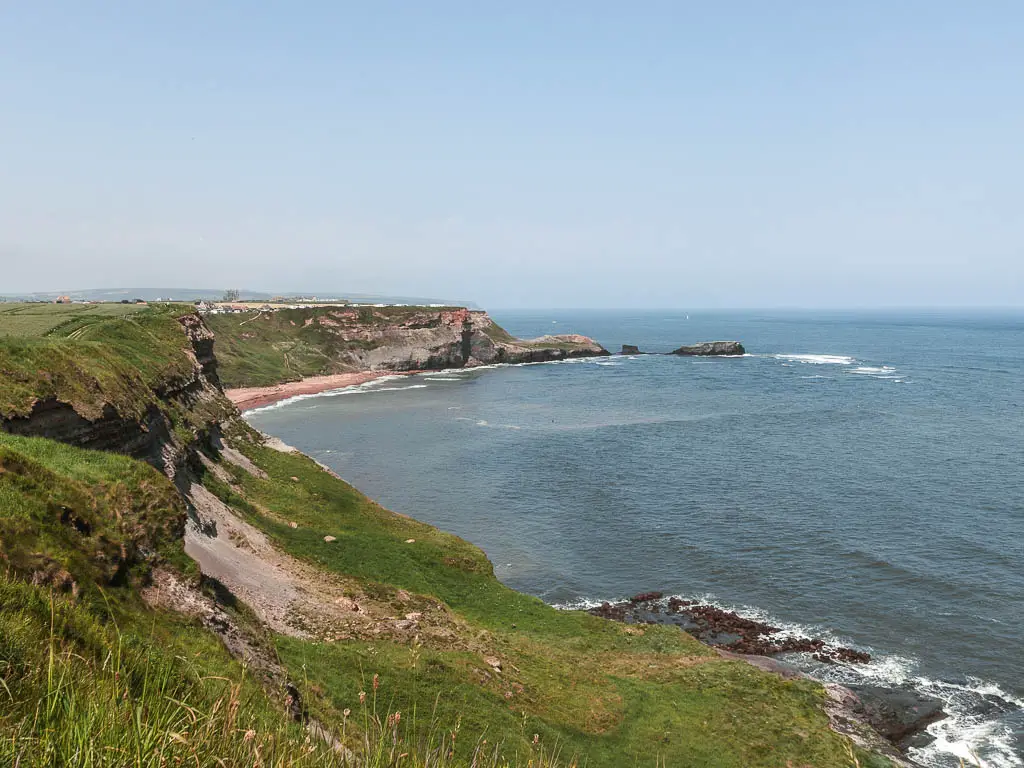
[533,734,539,745]
[244,729,256,743]
[359,691,366,704]
[504,691,513,700]
[343,708,351,719]
[394,711,401,725]
[373,673,380,691]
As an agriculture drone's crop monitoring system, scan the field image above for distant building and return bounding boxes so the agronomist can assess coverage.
[55,296,71,304]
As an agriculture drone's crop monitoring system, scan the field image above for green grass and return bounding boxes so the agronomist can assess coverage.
[0,304,235,456]
[0,575,315,767]
[200,425,891,768]
[0,433,579,767]
[0,302,149,338]
[0,304,198,419]
[205,306,467,388]
[0,432,190,591]
[480,322,517,344]
[203,309,363,387]
[0,572,577,767]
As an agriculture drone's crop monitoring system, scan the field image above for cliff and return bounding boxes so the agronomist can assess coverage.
[203,306,608,388]
[0,303,895,768]
[0,305,232,479]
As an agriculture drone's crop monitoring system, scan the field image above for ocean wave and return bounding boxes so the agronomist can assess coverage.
[241,377,432,415]
[242,392,322,415]
[850,365,898,376]
[555,593,1022,767]
[773,353,856,365]
[370,384,429,391]
[421,371,466,378]
[453,417,522,430]
[251,356,617,415]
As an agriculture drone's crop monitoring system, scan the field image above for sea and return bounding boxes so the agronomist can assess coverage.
[245,309,1024,768]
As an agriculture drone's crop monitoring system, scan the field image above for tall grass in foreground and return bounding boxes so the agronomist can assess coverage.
[0,580,569,767]
[0,580,913,767]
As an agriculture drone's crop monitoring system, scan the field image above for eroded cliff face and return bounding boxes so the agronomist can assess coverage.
[0,313,231,480]
[301,307,607,371]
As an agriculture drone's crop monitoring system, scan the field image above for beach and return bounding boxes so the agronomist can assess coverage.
[226,370,418,411]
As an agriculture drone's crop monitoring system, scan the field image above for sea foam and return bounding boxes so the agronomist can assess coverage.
[773,353,856,365]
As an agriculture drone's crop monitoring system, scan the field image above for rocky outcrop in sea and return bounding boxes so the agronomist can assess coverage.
[669,341,746,356]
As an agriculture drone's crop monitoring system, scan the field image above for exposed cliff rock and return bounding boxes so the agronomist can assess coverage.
[326,308,607,370]
[670,341,746,356]
[205,307,608,388]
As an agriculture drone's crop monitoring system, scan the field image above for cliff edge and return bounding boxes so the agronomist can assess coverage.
[204,306,608,389]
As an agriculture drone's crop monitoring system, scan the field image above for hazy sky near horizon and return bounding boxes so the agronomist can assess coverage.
[2,3,1022,308]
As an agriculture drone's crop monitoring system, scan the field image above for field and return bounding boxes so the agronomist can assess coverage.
[0,302,149,337]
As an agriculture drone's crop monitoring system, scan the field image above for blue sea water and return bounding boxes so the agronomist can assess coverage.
[246,310,1024,767]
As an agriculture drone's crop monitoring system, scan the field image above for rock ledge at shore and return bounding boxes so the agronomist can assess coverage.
[589,593,945,759]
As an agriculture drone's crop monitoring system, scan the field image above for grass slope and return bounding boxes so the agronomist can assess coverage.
[0,433,316,767]
[0,302,148,338]
[204,309,367,388]
[0,303,195,420]
[203,424,889,768]
[0,433,573,767]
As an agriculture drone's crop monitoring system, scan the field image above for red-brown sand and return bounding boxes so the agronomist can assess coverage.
[226,371,418,412]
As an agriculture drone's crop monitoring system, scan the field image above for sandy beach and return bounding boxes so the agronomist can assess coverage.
[226,370,417,411]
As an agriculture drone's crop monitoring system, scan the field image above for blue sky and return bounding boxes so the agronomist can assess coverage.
[1,2,1021,307]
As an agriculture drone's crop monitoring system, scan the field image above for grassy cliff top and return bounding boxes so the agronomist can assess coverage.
[0,301,151,337]
[0,302,198,419]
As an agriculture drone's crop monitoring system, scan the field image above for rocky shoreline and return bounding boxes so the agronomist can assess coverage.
[589,593,946,760]
[592,592,871,662]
